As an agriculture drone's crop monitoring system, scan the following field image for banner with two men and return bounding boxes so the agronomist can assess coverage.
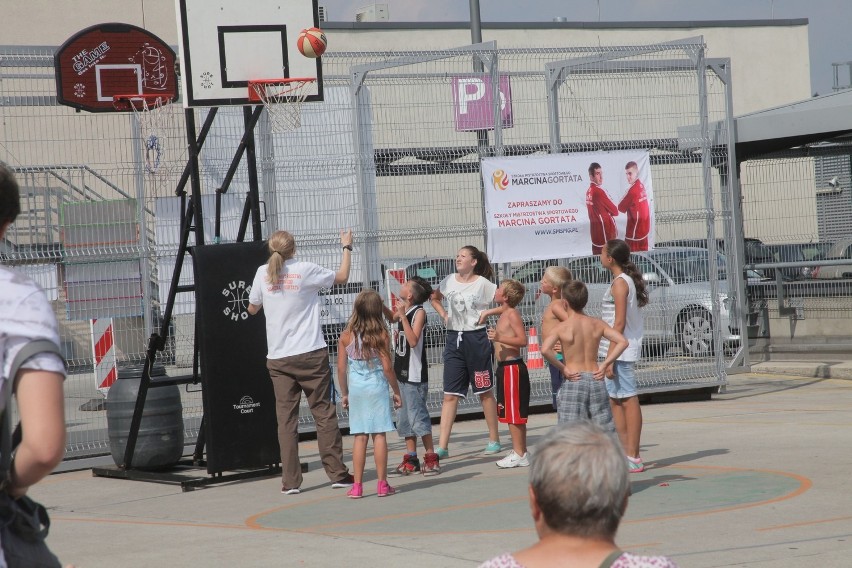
[481,151,654,263]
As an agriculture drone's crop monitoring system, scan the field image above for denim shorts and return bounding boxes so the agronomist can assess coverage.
[605,360,638,399]
[396,381,432,439]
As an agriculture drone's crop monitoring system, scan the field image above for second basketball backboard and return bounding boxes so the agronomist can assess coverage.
[175,0,323,107]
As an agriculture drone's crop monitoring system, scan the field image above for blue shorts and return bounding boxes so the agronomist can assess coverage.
[443,329,494,398]
[396,381,432,439]
[605,360,638,399]
[548,353,564,409]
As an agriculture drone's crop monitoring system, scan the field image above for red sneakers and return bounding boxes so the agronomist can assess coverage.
[393,454,421,476]
[422,452,441,476]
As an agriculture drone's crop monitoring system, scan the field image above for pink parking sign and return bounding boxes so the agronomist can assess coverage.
[452,75,513,132]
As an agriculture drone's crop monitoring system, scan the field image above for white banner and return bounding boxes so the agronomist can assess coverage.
[482,151,654,263]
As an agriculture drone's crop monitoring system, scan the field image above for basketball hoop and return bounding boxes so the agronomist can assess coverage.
[248,78,316,133]
[113,94,176,175]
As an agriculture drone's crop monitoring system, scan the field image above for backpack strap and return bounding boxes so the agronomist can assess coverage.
[598,549,624,568]
[0,340,65,488]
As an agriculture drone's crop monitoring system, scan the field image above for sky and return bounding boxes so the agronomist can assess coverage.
[322,0,852,96]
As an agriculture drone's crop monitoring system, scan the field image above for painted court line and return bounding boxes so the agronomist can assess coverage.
[756,515,852,532]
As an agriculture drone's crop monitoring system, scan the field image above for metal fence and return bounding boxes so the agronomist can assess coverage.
[1,39,740,460]
[738,141,852,350]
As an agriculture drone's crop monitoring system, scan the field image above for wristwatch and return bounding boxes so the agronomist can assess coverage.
[343,245,353,251]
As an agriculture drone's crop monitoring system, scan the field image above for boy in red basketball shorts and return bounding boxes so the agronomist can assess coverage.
[482,280,530,468]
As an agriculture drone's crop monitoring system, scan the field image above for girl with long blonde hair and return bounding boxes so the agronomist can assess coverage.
[337,289,402,498]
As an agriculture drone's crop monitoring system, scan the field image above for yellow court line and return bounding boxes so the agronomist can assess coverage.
[250,465,812,536]
[52,464,813,538]
[757,515,852,532]
[622,465,812,525]
[53,516,256,532]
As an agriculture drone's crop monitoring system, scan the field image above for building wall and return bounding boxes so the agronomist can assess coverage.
[5,2,811,115]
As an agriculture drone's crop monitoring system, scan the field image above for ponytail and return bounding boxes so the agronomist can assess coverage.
[605,239,649,307]
[266,231,296,284]
[462,245,494,281]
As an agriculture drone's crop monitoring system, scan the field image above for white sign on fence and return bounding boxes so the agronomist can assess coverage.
[481,151,654,263]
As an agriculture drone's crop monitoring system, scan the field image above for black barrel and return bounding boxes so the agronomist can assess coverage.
[106,363,184,469]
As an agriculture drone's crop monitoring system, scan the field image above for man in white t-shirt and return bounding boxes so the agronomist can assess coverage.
[0,166,67,563]
[248,229,355,494]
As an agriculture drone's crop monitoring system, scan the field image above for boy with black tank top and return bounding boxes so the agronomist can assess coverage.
[391,276,440,476]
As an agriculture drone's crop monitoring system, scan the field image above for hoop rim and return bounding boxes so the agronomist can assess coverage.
[247,77,316,102]
[112,94,173,112]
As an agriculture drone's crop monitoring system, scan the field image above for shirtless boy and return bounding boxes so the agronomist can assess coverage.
[538,266,572,409]
[480,279,530,468]
[541,280,628,431]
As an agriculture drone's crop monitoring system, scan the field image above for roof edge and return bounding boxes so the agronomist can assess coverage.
[321,19,808,31]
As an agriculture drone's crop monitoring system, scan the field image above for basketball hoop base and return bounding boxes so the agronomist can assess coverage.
[248,78,316,132]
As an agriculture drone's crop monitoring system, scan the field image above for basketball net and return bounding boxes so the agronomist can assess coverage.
[114,95,184,183]
[248,78,315,133]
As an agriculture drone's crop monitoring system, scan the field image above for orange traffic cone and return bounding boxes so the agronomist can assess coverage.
[526,327,544,369]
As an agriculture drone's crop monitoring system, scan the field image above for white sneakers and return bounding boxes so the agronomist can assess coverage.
[496,450,530,468]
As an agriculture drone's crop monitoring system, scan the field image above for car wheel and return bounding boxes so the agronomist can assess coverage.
[676,307,715,357]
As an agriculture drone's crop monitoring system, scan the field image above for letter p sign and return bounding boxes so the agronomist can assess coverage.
[452,74,513,132]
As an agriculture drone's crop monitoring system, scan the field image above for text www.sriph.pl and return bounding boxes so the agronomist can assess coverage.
[535,227,578,236]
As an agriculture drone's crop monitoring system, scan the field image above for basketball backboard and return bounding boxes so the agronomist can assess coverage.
[54,23,178,113]
[175,0,323,107]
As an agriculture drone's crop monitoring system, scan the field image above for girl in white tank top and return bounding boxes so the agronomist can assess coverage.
[599,239,649,471]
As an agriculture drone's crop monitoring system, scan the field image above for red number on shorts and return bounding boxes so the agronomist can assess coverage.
[474,371,491,389]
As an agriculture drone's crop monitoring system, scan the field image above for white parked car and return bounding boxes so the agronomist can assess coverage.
[560,248,740,357]
[812,237,852,279]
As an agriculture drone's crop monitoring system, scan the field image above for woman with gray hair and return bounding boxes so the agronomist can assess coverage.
[479,421,677,568]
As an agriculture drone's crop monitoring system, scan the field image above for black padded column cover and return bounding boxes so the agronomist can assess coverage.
[193,241,280,474]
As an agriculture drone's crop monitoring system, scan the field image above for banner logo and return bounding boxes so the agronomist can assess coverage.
[492,169,510,191]
[234,395,261,414]
[222,280,252,321]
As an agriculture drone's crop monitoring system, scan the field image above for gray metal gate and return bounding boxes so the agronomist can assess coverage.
[1,39,741,460]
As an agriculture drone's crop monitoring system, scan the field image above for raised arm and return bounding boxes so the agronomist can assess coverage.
[333,229,354,285]
[430,289,448,324]
[549,298,569,322]
[477,305,506,326]
[398,303,426,347]
[382,303,398,323]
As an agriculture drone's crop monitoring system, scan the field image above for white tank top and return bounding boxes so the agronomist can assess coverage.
[599,272,643,361]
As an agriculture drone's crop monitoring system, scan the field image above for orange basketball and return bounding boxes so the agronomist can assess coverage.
[297,27,327,58]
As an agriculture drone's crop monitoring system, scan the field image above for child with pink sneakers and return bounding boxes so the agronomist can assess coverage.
[338,290,402,498]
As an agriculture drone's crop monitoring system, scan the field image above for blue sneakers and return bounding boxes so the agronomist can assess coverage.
[483,441,502,455]
[435,447,450,459]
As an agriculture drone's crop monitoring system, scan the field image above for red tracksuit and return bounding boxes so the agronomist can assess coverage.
[586,183,618,255]
[618,179,650,251]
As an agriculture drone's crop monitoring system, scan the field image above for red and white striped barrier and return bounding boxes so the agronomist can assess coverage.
[91,318,117,394]
[386,268,406,311]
